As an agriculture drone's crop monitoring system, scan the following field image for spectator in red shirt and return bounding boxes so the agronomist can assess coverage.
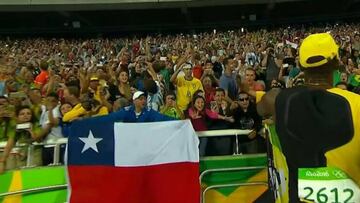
[192,64,203,79]
[34,61,49,89]
[192,53,203,79]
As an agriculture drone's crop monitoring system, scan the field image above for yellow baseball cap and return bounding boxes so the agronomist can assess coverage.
[299,33,339,68]
[90,76,99,81]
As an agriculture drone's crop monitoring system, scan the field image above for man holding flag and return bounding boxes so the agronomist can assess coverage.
[66,91,200,203]
[107,91,175,122]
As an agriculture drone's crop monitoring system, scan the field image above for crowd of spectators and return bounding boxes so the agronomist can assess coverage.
[1,22,360,172]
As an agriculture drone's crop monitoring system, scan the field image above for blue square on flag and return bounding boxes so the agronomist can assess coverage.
[67,116,114,165]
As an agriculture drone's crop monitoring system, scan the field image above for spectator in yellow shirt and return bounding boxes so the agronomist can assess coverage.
[170,62,203,111]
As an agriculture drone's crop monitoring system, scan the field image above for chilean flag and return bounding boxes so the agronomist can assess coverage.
[66,118,200,203]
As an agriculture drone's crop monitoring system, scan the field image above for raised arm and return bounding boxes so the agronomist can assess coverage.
[0,137,15,173]
[256,88,281,119]
[170,63,184,85]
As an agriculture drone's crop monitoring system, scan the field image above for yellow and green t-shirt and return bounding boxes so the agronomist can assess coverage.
[175,76,203,111]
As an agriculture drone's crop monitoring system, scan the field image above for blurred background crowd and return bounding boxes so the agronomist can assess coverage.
[0,21,360,171]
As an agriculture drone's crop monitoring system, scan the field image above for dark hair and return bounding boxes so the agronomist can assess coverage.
[39,60,49,71]
[119,66,129,75]
[290,47,297,57]
[202,75,212,81]
[268,48,275,55]
[205,59,212,64]
[65,78,80,89]
[223,57,232,67]
[215,87,225,94]
[238,91,249,97]
[194,53,201,61]
[192,89,204,98]
[60,102,73,116]
[245,67,257,80]
[15,105,35,123]
[143,79,158,94]
[152,61,165,73]
[165,91,176,99]
[67,86,80,98]
[352,86,360,95]
[47,92,59,100]
[191,95,206,111]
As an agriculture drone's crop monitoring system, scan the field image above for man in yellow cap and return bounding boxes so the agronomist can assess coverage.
[258,33,360,202]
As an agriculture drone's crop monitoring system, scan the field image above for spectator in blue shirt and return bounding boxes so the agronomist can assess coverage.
[108,91,174,122]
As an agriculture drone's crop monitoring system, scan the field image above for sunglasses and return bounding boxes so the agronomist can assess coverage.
[239,97,249,102]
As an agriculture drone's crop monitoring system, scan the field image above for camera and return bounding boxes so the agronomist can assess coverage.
[81,92,100,111]
[54,68,60,75]
[16,122,32,130]
[268,48,274,55]
[101,86,108,96]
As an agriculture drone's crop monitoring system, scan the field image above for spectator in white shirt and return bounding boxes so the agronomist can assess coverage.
[39,92,64,165]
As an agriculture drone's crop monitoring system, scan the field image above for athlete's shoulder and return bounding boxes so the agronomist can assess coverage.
[328,88,360,103]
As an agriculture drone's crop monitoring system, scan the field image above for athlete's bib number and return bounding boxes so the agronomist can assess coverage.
[298,167,360,203]
[300,186,354,203]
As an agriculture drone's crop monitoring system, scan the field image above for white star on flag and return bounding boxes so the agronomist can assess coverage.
[79,130,103,153]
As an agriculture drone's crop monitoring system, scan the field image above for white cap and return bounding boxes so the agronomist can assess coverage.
[211,56,217,63]
[132,91,145,100]
[181,63,192,69]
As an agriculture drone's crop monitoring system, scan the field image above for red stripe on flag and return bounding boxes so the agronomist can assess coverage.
[68,162,199,203]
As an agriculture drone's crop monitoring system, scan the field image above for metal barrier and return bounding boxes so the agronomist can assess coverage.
[0,184,68,198]
[198,129,267,203]
[197,129,252,155]
[199,166,267,203]
[1,129,252,167]
[37,138,68,166]
[0,138,68,168]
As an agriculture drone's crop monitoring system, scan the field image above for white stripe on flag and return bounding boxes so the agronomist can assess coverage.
[114,120,199,166]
